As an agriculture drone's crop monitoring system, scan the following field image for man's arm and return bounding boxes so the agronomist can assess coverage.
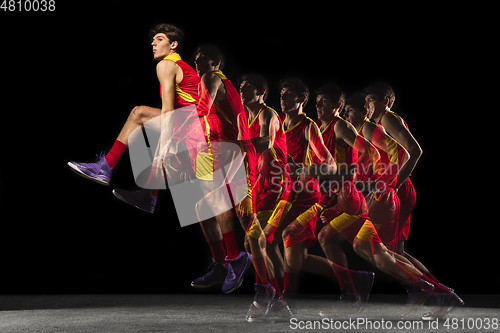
[157,60,178,114]
[334,118,380,181]
[361,121,409,189]
[305,121,337,177]
[249,108,279,152]
[198,72,223,115]
[381,113,422,190]
[156,60,180,154]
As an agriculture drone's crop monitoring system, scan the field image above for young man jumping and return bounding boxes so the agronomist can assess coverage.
[68,23,198,215]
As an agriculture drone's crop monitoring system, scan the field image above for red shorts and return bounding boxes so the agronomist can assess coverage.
[253,174,289,213]
[246,173,291,240]
[328,213,381,245]
[266,178,320,248]
[183,114,225,181]
[323,183,382,245]
[397,178,416,241]
[366,187,400,250]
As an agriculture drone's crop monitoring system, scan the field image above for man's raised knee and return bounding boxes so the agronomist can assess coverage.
[318,226,340,246]
[130,105,148,124]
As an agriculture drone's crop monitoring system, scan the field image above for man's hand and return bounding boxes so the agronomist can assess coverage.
[320,205,343,224]
[147,156,168,190]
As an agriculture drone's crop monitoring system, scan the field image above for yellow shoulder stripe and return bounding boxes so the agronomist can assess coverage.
[212,70,227,80]
[163,53,182,62]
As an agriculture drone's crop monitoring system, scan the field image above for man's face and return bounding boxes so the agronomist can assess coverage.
[364,94,386,118]
[344,104,367,127]
[316,94,338,121]
[280,87,302,113]
[151,33,173,61]
[239,81,261,105]
[194,52,217,76]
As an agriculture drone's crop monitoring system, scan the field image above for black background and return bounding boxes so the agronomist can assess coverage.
[1,1,496,295]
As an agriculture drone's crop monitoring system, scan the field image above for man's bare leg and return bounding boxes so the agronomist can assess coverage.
[68,105,161,186]
[318,225,349,268]
[116,106,161,145]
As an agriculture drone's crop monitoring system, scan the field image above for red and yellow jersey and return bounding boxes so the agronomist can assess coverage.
[213,71,246,140]
[159,53,199,108]
[282,113,316,166]
[248,104,288,178]
[281,113,320,199]
[196,71,245,140]
[376,110,410,182]
[314,116,358,176]
[358,119,407,188]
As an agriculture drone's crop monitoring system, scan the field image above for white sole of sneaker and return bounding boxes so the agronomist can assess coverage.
[68,162,110,186]
[112,190,154,214]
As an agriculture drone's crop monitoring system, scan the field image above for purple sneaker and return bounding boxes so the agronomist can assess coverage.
[112,188,157,213]
[222,252,251,294]
[422,289,464,320]
[401,279,434,319]
[68,152,112,186]
[353,271,375,308]
[191,259,234,288]
[245,283,276,322]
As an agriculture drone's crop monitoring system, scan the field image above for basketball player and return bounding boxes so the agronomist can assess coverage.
[284,84,379,313]
[238,73,293,320]
[345,91,463,320]
[363,82,420,254]
[262,78,344,305]
[311,85,439,319]
[178,45,251,294]
[68,23,197,215]
[343,91,407,253]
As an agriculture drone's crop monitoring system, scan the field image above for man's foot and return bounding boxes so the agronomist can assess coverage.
[422,289,464,321]
[319,290,362,317]
[68,152,112,186]
[401,279,434,319]
[265,297,294,322]
[191,259,233,289]
[222,252,251,294]
[113,188,157,213]
[245,283,275,322]
[353,271,375,308]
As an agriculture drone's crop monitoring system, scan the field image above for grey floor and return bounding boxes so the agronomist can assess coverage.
[0,294,498,332]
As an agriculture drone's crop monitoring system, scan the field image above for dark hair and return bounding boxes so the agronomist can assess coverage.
[363,82,395,109]
[238,73,269,101]
[315,84,346,112]
[150,23,185,51]
[279,77,310,106]
[345,92,367,113]
[194,44,225,70]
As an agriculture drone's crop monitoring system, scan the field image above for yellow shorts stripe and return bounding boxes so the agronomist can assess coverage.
[329,213,361,233]
[356,219,378,242]
[246,210,273,240]
[195,116,214,181]
[267,199,293,229]
[296,203,323,227]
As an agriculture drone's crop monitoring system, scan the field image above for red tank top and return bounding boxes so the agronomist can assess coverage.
[359,119,407,188]
[159,53,199,108]
[314,116,357,178]
[282,113,315,166]
[377,110,411,180]
[213,71,246,140]
[281,113,320,198]
[248,104,288,178]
